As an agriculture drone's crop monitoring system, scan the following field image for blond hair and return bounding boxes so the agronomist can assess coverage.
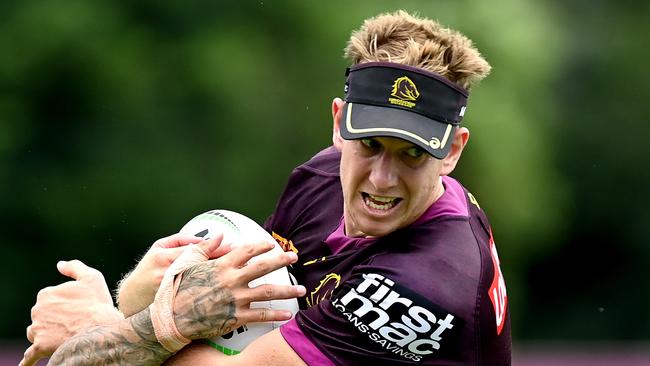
[345,10,491,90]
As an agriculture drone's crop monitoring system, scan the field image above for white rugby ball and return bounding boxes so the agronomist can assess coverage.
[178,209,299,355]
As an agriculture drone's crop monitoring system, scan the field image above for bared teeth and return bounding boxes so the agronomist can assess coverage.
[369,194,395,203]
[364,194,399,210]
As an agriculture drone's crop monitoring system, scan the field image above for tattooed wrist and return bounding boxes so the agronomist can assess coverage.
[173,263,238,339]
[48,307,172,366]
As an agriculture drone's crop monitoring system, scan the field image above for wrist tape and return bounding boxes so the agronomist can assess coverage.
[150,244,209,353]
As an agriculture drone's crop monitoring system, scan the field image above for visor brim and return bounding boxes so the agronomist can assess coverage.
[340,102,455,160]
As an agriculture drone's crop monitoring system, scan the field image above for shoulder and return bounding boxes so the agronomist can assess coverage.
[406,176,495,282]
[264,146,343,244]
[280,146,341,196]
[293,146,341,177]
[366,220,483,317]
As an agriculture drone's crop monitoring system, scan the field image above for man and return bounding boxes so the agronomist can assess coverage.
[23,10,511,365]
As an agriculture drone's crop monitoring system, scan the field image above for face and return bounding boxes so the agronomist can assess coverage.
[337,136,445,237]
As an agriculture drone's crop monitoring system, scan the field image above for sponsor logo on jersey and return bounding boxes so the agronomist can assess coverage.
[306,273,341,307]
[332,273,457,362]
[389,76,420,108]
[488,231,508,335]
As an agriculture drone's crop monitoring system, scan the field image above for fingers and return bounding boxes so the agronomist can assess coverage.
[197,234,231,259]
[235,283,305,324]
[154,233,204,249]
[154,246,190,266]
[19,344,42,366]
[56,259,97,281]
[222,241,277,268]
[26,324,34,343]
[152,235,227,267]
[242,284,306,303]
[237,307,295,324]
[237,249,298,282]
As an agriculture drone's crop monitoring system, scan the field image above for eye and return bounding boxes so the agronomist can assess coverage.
[405,146,425,159]
[360,138,380,149]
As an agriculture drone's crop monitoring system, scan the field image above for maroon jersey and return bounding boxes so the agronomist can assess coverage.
[266,147,511,365]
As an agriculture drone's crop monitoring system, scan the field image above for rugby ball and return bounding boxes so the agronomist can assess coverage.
[178,210,299,355]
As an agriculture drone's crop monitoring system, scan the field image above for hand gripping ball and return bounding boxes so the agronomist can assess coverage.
[178,210,299,355]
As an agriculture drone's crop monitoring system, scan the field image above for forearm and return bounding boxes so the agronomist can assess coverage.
[116,270,156,317]
[46,242,301,365]
[48,307,172,366]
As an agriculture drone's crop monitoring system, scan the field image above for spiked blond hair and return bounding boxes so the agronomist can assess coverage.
[345,10,491,90]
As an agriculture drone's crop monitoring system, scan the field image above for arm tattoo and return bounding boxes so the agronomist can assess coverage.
[48,263,239,365]
[173,264,238,339]
[48,308,172,366]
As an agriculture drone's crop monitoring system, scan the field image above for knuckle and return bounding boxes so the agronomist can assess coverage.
[263,285,274,299]
[258,309,268,322]
[244,245,256,256]
[255,261,269,273]
[35,287,51,301]
[89,267,104,279]
[153,273,164,285]
[219,274,236,290]
[152,250,168,265]
[22,348,34,363]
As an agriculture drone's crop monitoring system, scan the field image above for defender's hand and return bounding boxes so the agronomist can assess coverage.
[117,234,230,317]
[20,260,124,366]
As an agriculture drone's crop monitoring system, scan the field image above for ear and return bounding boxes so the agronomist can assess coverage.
[332,98,345,151]
[440,127,469,176]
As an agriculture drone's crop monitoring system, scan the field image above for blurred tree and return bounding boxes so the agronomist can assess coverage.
[525,0,650,339]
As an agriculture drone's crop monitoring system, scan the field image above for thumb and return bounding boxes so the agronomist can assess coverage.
[197,233,231,259]
[57,259,98,281]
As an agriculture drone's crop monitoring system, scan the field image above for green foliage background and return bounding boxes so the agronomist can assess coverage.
[1,0,649,342]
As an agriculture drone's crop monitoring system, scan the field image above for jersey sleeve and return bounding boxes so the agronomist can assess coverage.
[279,318,337,366]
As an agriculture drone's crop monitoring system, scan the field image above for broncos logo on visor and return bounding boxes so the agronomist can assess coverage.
[389,76,419,108]
[391,76,420,101]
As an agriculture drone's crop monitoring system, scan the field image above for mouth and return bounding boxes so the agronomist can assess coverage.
[362,193,402,211]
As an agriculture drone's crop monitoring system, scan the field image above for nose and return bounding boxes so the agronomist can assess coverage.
[368,152,399,191]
